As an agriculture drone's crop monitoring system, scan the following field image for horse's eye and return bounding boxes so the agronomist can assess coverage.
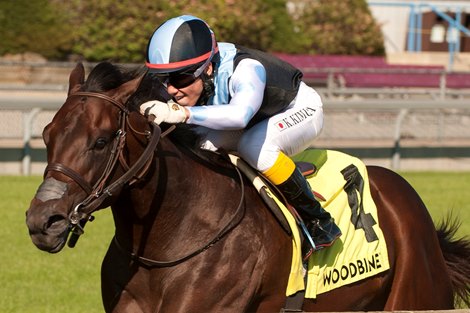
[94,137,109,150]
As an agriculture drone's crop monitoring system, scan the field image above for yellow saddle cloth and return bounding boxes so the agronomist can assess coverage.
[273,149,390,298]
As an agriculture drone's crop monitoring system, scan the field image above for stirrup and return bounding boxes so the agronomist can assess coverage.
[302,219,342,260]
[312,219,341,246]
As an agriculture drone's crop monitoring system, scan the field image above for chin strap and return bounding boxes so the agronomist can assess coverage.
[197,72,215,105]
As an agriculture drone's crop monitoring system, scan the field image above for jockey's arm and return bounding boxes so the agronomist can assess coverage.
[186,59,266,130]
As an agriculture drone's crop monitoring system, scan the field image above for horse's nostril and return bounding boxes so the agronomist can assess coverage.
[45,214,66,231]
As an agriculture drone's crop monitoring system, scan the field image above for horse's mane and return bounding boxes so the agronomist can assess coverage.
[84,61,171,106]
[84,62,139,92]
[84,61,203,150]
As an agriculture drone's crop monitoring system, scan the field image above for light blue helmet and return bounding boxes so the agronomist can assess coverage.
[146,15,219,74]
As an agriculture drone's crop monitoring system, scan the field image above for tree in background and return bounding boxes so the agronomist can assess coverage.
[291,0,385,55]
[192,0,302,53]
[0,0,73,59]
[0,0,384,62]
[54,0,172,63]
[58,0,302,62]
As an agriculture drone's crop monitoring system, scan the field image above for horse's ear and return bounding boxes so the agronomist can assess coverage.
[112,74,145,104]
[68,62,85,95]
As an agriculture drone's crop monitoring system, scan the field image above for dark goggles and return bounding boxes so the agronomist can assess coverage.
[157,70,201,89]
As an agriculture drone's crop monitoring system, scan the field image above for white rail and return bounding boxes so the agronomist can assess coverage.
[0,90,469,174]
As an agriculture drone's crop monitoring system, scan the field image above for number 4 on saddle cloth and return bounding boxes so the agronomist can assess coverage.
[229,149,390,299]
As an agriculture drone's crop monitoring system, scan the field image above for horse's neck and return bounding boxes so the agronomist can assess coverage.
[113,138,242,256]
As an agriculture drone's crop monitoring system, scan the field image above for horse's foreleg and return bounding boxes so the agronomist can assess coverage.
[101,242,151,313]
[108,291,146,313]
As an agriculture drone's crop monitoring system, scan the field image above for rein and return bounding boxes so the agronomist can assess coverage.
[44,91,162,247]
[113,163,246,268]
[44,90,246,267]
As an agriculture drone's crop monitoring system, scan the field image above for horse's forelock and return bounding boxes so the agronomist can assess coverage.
[84,62,139,92]
[83,61,170,111]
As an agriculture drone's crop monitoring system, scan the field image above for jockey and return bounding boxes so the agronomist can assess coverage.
[140,15,341,253]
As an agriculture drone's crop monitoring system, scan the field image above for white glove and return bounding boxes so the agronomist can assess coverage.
[139,100,187,125]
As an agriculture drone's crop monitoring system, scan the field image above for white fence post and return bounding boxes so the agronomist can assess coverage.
[392,109,408,170]
[22,108,41,176]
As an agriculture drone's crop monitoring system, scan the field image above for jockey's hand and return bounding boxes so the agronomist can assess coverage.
[139,100,187,124]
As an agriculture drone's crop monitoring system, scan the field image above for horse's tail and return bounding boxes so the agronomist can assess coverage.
[436,214,470,308]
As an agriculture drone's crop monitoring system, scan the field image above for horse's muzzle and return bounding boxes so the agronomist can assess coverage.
[25,177,74,253]
[26,200,71,253]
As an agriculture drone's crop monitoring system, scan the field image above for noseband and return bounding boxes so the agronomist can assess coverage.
[44,91,163,247]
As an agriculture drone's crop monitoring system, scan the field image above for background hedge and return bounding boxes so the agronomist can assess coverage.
[0,0,385,62]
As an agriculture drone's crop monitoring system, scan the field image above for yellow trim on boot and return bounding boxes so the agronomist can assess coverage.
[263,152,296,185]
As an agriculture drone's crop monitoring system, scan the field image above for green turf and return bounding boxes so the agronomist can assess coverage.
[1,174,468,312]
[400,171,470,238]
[0,176,113,313]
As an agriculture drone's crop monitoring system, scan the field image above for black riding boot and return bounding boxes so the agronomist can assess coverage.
[277,167,342,252]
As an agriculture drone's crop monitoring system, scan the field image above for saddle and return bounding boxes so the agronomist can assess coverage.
[228,154,323,238]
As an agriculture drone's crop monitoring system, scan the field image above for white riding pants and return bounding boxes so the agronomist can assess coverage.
[195,82,324,171]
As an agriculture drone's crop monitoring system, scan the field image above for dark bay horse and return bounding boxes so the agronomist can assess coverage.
[26,62,470,312]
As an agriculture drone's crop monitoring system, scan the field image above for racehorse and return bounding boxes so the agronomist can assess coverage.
[26,62,470,313]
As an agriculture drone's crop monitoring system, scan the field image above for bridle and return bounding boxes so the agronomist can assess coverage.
[44,90,246,267]
[44,91,162,247]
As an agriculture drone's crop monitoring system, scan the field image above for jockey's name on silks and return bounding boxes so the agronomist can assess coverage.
[275,107,317,131]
